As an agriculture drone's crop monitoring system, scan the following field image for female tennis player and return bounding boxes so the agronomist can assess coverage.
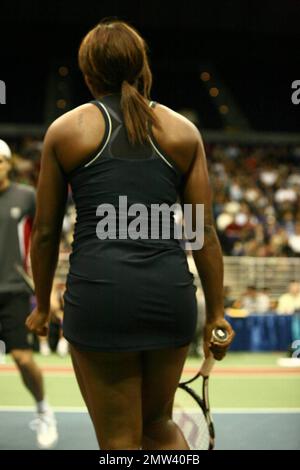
[25,19,235,450]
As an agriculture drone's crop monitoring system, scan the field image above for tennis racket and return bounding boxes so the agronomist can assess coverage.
[173,328,228,450]
[14,263,35,294]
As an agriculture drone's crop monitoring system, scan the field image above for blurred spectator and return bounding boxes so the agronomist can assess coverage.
[256,287,272,313]
[277,281,300,314]
[239,286,258,314]
[223,286,235,308]
[275,186,297,204]
[259,164,278,187]
[234,285,271,314]
[287,222,300,256]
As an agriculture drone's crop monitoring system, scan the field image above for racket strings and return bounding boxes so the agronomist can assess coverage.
[173,374,215,450]
[173,407,210,450]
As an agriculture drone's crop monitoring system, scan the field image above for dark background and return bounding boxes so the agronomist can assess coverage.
[0,0,299,131]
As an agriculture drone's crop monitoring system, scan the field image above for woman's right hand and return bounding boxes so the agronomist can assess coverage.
[25,307,50,337]
[203,317,235,361]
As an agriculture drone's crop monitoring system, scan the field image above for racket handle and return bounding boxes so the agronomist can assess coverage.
[200,328,229,376]
[200,355,215,377]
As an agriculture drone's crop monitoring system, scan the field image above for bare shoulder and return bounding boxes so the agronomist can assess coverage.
[47,103,104,141]
[153,103,200,145]
[152,103,201,174]
[43,103,105,171]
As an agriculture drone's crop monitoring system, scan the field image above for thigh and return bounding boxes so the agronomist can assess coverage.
[0,293,33,353]
[141,344,190,425]
[70,347,96,425]
[69,344,143,448]
[10,348,34,366]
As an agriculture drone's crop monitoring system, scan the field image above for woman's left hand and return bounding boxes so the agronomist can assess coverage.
[25,308,50,336]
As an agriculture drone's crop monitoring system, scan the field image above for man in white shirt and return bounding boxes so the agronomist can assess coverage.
[277,281,300,314]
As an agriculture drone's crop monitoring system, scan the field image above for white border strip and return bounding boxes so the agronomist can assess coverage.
[84,102,112,167]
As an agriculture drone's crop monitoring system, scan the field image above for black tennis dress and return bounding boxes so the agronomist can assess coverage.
[63,93,198,351]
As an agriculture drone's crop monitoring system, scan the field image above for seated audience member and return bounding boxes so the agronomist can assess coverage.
[277,281,300,314]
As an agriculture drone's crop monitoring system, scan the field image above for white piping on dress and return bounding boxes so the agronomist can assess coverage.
[84,101,112,167]
[147,134,174,170]
[148,101,176,171]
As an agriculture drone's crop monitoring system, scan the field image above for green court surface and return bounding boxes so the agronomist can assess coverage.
[0,352,299,410]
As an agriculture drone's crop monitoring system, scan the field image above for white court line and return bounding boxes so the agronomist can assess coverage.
[1,372,299,379]
[0,406,87,413]
[0,406,300,414]
[212,375,300,379]
[212,408,300,414]
[0,372,74,377]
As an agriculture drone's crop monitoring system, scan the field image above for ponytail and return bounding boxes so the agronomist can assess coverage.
[79,20,160,144]
[121,80,159,145]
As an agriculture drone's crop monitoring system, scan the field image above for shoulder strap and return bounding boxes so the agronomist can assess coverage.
[147,101,183,177]
[83,100,112,168]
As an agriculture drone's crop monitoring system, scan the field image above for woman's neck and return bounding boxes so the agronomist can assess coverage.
[95,91,121,101]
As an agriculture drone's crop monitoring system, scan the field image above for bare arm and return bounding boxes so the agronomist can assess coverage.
[25,104,107,335]
[182,130,234,358]
[26,126,68,333]
[182,133,223,320]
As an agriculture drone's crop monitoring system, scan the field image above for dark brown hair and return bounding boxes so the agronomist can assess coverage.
[78,19,159,145]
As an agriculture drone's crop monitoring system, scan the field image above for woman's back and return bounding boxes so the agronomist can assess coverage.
[68,94,187,272]
[26,19,233,450]
[61,93,198,351]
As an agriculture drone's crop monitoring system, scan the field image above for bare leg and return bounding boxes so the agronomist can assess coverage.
[11,349,44,402]
[70,346,97,426]
[69,344,143,450]
[142,345,190,450]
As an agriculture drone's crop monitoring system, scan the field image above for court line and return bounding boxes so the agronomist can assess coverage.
[1,365,299,375]
[0,371,299,379]
[211,408,300,414]
[0,406,87,413]
[0,406,299,414]
[212,375,300,379]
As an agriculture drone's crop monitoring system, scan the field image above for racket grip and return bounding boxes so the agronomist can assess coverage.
[211,327,229,343]
[200,328,229,376]
[200,355,215,377]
